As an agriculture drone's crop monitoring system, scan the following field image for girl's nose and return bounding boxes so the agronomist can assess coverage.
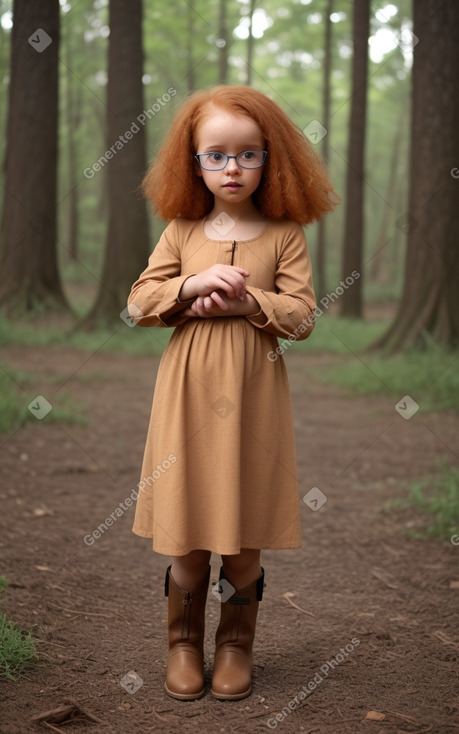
[225,157,241,174]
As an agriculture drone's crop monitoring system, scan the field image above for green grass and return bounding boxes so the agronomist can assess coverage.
[290,315,389,354]
[0,372,25,433]
[0,366,89,434]
[0,577,39,680]
[0,313,172,356]
[404,465,459,540]
[315,345,459,412]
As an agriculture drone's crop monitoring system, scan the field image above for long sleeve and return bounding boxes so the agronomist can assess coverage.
[127,220,193,327]
[245,224,316,340]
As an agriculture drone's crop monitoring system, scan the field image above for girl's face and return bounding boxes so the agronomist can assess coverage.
[194,108,266,209]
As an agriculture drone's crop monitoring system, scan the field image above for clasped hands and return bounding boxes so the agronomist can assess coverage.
[178,264,259,319]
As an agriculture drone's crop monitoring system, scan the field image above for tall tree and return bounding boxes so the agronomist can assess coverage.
[64,18,83,261]
[0,0,67,314]
[186,1,195,92]
[83,0,149,327]
[375,0,459,351]
[315,0,333,298]
[218,0,229,84]
[340,0,369,318]
[369,119,403,284]
[246,0,255,85]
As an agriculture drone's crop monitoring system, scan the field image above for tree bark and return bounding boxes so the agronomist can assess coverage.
[218,0,229,84]
[246,0,255,86]
[375,0,459,351]
[0,0,68,314]
[340,0,369,318]
[369,120,403,283]
[65,23,82,262]
[187,1,195,92]
[82,0,149,327]
[316,0,333,299]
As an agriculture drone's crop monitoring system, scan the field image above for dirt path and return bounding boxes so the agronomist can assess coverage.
[0,345,458,734]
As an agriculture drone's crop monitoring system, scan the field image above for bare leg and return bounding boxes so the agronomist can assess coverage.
[221,548,262,589]
[171,549,211,589]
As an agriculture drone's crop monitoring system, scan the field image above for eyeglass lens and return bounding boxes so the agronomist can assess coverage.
[196,150,266,170]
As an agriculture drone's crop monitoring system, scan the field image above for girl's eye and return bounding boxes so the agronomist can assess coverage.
[241,151,255,160]
[208,152,224,163]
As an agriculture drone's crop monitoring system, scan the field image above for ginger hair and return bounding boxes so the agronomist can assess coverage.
[142,85,339,226]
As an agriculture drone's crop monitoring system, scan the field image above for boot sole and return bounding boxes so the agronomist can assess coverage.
[210,685,251,701]
[164,682,205,700]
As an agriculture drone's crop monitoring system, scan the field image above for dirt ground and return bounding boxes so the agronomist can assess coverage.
[0,343,458,734]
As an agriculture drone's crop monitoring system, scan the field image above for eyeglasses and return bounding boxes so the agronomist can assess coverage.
[194,149,268,171]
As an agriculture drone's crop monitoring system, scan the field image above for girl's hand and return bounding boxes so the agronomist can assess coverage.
[183,291,260,318]
[179,265,250,302]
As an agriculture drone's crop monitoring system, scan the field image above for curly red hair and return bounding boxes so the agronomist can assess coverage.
[142,85,339,225]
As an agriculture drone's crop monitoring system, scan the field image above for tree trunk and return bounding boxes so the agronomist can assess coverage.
[187,1,195,92]
[375,0,459,351]
[65,25,82,262]
[0,0,68,314]
[218,0,229,84]
[82,0,149,327]
[315,0,333,299]
[368,120,403,283]
[246,0,255,86]
[340,0,369,318]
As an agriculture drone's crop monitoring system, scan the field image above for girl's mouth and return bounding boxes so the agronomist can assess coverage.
[224,182,242,189]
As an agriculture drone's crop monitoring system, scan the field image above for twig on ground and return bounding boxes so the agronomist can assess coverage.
[371,568,399,589]
[281,592,316,617]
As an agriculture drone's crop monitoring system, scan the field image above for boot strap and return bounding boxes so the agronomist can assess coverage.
[164,564,172,597]
[218,567,265,602]
[229,597,250,605]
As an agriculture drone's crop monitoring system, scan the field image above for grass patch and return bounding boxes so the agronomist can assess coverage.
[391,464,459,541]
[315,345,459,412]
[290,315,389,354]
[38,392,89,426]
[0,365,89,434]
[0,577,39,680]
[408,464,459,540]
[0,371,24,433]
[0,313,172,356]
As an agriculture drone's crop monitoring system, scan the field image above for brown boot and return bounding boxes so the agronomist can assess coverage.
[211,567,265,700]
[164,565,210,700]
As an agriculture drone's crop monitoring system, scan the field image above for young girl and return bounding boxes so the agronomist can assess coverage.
[127,85,337,701]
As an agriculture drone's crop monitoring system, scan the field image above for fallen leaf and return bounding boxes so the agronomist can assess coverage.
[34,565,51,572]
[365,710,385,721]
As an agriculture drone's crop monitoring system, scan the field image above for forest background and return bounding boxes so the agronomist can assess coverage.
[0,0,458,431]
[1,4,459,725]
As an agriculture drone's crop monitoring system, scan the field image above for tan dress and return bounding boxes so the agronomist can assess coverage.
[128,217,316,556]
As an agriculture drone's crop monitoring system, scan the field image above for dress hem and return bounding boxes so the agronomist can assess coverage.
[132,528,302,555]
